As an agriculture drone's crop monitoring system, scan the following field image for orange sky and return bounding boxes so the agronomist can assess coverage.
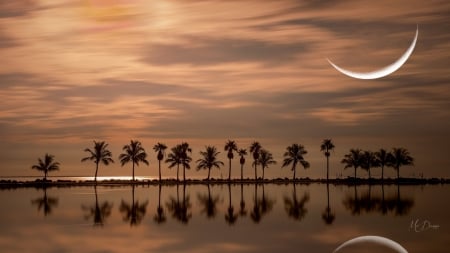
[1,0,449,179]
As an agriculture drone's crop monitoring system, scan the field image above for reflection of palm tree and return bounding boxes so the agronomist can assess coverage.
[119,185,148,226]
[394,184,414,216]
[322,183,335,225]
[225,183,238,225]
[154,185,166,224]
[320,139,335,181]
[250,184,262,223]
[119,140,149,181]
[81,141,114,182]
[198,184,220,219]
[341,149,362,179]
[343,185,362,215]
[153,143,167,182]
[82,185,113,226]
[31,187,58,217]
[282,144,310,181]
[250,184,274,223]
[196,146,224,180]
[249,142,262,180]
[238,149,247,181]
[284,183,310,221]
[257,149,276,181]
[166,184,192,224]
[391,148,414,180]
[31,153,60,181]
[239,184,247,217]
[224,140,238,181]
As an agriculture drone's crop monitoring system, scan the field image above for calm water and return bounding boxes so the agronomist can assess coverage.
[0,183,448,253]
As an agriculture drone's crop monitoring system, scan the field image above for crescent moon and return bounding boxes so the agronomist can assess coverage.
[333,235,408,253]
[327,25,418,79]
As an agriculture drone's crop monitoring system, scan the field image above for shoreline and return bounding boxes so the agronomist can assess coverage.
[1,177,449,189]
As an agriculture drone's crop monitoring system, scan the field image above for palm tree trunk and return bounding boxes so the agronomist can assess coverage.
[95,162,99,182]
[397,166,400,180]
[207,167,211,180]
[132,162,135,181]
[44,170,48,181]
[254,162,257,181]
[241,164,243,181]
[381,165,384,181]
[326,155,329,181]
[262,167,265,180]
[158,160,162,182]
[183,164,186,182]
[354,167,357,179]
[292,164,296,181]
[176,164,179,181]
[228,159,231,181]
[368,168,371,179]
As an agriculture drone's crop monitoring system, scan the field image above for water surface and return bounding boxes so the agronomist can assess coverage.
[0,183,447,253]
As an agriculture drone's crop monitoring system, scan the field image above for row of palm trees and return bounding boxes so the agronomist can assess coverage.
[31,139,414,182]
[341,148,414,180]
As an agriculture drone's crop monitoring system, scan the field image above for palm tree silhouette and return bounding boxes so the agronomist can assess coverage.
[260,184,274,219]
[321,183,335,225]
[31,186,58,217]
[196,146,224,180]
[119,140,149,182]
[31,153,60,181]
[154,185,166,224]
[153,143,167,182]
[239,184,247,217]
[166,145,182,181]
[249,141,262,180]
[238,148,247,181]
[320,139,335,181]
[180,142,192,182]
[341,149,362,179]
[257,149,276,180]
[391,148,414,180]
[82,185,113,226]
[375,149,392,181]
[166,183,192,224]
[81,141,114,182]
[119,185,148,226]
[360,151,379,179]
[224,140,238,181]
[225,183,238,225]
[282,144,310,181]
[250,184,262,223]
[197,184,220,219]
[284,183,310,221]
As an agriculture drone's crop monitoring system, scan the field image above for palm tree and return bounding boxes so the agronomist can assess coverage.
[341,149,362,179]
[82,185,113,226]
[119,185,148,226]
[238,148,247,181]
[360,151,379,179]
[257,149,276,180]
[320,139,335,181]
[81,141,114,182]
[249,141,262,180]
[391,148,414,180]
[119,140,149,181]
[31,153,60,181]
[166,145,182,181]
[282,144,310,181]
[224,140,238,181]
[225,183,238,225]
[180,142,192,181]
[196,146,224,180]
[153,143,167,181]
[375,149,392,180]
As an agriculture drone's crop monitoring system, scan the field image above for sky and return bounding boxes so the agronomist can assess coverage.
[1,0,449,179]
